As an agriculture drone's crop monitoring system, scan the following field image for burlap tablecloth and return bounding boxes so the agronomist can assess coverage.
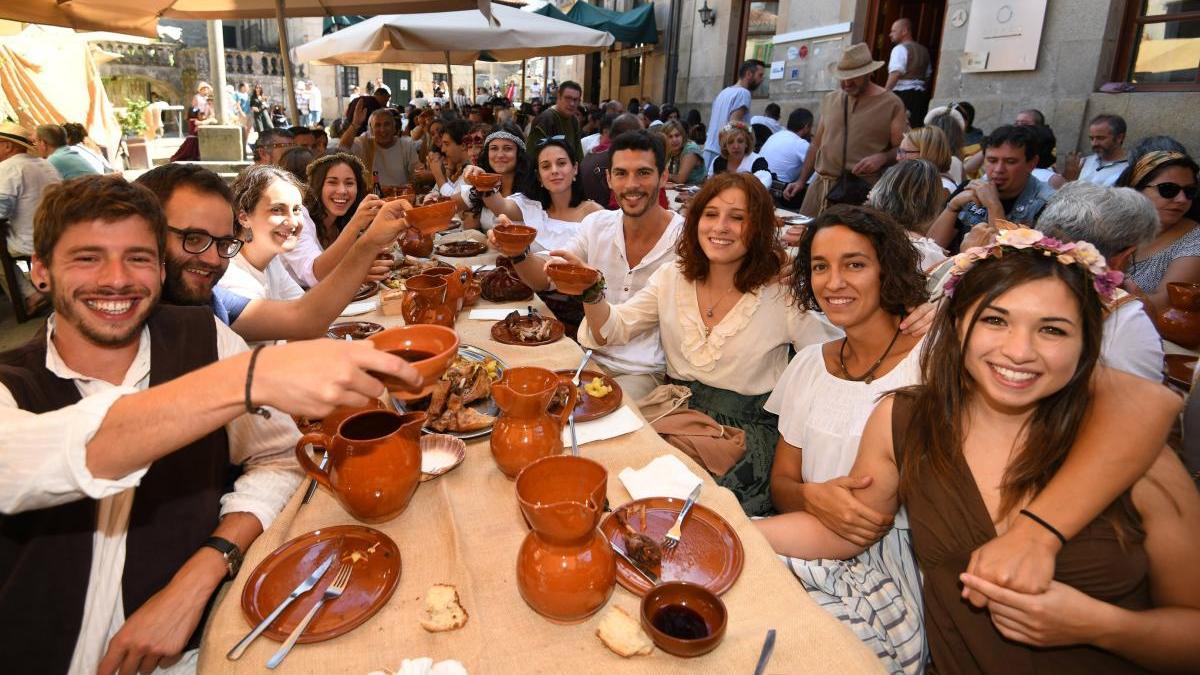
[198,292,882,674]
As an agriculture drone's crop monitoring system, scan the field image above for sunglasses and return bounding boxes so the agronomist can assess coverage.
[1149,182,1198,201]
[168,226,244,258]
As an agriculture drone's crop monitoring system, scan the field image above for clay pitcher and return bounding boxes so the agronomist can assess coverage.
[1158,282,1200,349]
[490,367,577,479]
[295,410,425,523]
[400,227,435,258]
[426,265,467,313]
[515,455,615,622]
[401,274,455,328]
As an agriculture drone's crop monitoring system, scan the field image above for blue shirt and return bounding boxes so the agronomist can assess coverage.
[46,147,100,180]
[704,85,752,154]
[956,175,1056,229]
[212,287,250,325]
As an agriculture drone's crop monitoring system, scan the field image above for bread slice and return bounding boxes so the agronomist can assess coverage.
[596,606,654,657]
[420,583,469,632]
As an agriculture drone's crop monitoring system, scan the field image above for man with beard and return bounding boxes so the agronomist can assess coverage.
[135,163,399,342]
[0,175,418,673]
[703,60,765,172]
[786,43,905,216]
[1065,114,1129,187]
[503,130,682,399]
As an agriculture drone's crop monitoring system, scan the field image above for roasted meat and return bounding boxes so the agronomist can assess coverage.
[615,509,663,570]
[501,310,554,343]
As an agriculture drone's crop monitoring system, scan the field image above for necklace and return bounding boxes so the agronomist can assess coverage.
[838,326,902,384]
[702,284,737,318]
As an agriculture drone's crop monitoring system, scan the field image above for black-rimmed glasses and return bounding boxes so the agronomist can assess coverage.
[1149,182,1198,201]
[168,226,244,258]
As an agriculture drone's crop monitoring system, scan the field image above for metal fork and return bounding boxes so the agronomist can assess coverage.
[662,483,702,550]
[266,562,354,669]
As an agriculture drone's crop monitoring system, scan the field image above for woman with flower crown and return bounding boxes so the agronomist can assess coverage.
[757,228,1200,674]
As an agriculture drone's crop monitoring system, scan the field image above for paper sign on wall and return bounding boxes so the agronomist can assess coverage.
[770,61,785,80]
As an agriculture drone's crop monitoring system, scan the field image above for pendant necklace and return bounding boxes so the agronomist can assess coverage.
[839,326,902,384]
[701,283,737,336]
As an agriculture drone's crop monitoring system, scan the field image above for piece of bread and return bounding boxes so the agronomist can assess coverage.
[596,606,654,657]
[420,583,469,632]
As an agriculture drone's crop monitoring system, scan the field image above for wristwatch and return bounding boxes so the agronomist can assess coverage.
[202,536,244,579]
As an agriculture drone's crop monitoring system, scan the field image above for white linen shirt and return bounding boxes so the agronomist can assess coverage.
[887,44,929,91]
[749,115,783,134]
[279,205,324,288]
[0,152,61,255]
[1101,295,1165,381]
[556,209,684,376]
[759,131,810,183]
[0,314,303,674]
[218,253,306,302]
[581,264,841,396]
[1079,154,1129,187]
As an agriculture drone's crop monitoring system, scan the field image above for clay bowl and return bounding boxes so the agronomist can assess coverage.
[546,263,600,296]
[403,199,457,236]
[466,172,502,192]
[367,325,460,398]
[640,581,727,658]
[326,321,385,341]
[492,223,537,257]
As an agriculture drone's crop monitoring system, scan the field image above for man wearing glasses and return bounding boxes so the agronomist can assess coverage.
[252,128,295,166]
[527,80,585,161]
[135,163,406,342]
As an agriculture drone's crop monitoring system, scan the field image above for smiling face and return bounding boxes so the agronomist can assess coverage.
[488,139,519,175]
[1142,165,1197,229]
[962,276,1084,416]
[238,178,304,257]
[32,216,163,347]
[536,145,576,194]
[321,162,358,219]
[369,111,397,147]
[808,225,884,328]
[163,186,236,305]
[607,148,666,218]
[696,187,750,265]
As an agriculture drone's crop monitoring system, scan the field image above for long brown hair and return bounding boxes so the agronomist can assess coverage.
[898,248,1104,517]
[676,172,783,293]
[304,153,366,248]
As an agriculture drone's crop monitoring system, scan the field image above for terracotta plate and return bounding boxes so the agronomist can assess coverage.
[240,525,401,643]
[549,370,622,422]
[490,316,565,346]
[352,282,380,302]
[600,497,744,596]
[435,240,488,257]
[1165,354,1197,390]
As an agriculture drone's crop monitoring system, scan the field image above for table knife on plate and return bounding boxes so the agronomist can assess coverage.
[226,553,336,660]
[608,540,659,584]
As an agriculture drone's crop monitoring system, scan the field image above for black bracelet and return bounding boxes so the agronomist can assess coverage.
[244,344,272,419]
[580,275,607,304]
[1018,508,1066,546]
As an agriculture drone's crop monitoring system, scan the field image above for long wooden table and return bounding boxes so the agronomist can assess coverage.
[198,261,881,674]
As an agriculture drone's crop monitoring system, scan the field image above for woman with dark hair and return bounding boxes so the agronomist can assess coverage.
[565,174,840,515]
[429,119,471,198]
[757,230,1200,674]
[761,205,929,673]
[1115,150,1200,311]
[250,84,271,132]
[281,152,389,288]
[277,146,314,185]
[450,124,530,232]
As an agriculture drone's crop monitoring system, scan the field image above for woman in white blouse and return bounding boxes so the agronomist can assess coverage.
[759,205,929,674]
[218,165,308,307]
[565,173,840,516]
[453,126,530,232]
[428,119,472,199]
[710,121,773,189]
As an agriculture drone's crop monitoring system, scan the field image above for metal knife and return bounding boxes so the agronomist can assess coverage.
[301,452,328,505]
[753,628,777,675]
[608,541,659,585]
[226,553,336,660]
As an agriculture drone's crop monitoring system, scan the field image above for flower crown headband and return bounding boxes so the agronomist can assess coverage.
[943,226,1123,304]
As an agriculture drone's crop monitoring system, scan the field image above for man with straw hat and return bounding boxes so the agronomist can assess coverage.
[784,43,906,217]
[0,121,60,314]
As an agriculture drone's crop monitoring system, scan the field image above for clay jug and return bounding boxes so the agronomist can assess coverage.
[515,455,616,622]
[401,274,455,328]
[400,227,435,258]
[295,410,425,522]
[426,265,472,313]
[1158,282,1200,349]
[490,367,577,479]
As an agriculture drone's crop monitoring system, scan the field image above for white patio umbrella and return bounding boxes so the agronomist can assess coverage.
[294,4,613,107]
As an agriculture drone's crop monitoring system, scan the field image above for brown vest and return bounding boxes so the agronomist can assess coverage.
[901,41,931,84]
[0,305,230,674]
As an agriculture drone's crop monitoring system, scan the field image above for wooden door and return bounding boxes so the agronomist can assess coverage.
[864,0,947,89]
[383,69,412,107]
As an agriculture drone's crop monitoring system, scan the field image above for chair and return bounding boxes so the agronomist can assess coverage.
[0,218,35,323]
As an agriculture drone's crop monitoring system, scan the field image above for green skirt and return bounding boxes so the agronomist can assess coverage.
[681,380,778,517]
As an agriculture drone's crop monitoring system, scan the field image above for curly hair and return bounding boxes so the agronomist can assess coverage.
[790,205,927,316]
[676,173,784,293]
[304,152,367,248]
[717,121,755,160]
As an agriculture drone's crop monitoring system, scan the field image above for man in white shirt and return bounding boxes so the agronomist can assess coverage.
[0,121,60,310]
[1064,114,1129,187]
[704,60,765,171]
[0,175,418,673]
[749,103,784,135]
[306,81,323,126]
[1035,181,1164,380]
[759,107,813,187]
[339,108,422,189]
[885,18,932,127]
[502,130,683,400]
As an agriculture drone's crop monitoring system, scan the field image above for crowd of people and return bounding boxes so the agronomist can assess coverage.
[0,30,1198,674]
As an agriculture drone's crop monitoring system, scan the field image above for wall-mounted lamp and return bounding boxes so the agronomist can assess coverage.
[698,1,717,27]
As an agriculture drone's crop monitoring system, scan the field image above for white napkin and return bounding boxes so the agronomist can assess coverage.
[369,658,468,675]
[618,454,704,501]
[340,297,379,317]
[561,404,644,446]
[467,308,530,320]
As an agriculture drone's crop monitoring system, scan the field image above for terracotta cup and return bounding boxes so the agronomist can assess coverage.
[515,455,615,622]
[367,324,459,398]
[401,274,455,328]
[492,223,537,257]
[640,581,728,657]
[403,199,457,235]
[489,367,577,479]
[546,263,600,296]
[1158,281,1200,349]
[295,410,426,522]
[466,172,502,191]
[400,227,435,258]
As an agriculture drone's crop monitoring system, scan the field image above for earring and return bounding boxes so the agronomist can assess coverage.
[37,282,48,290]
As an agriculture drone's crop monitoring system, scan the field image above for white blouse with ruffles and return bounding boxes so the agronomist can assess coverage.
[580,264,841,396]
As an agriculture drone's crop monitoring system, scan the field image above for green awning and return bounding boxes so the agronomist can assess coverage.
[534,2,657,45]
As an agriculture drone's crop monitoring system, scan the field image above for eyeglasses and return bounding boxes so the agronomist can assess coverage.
[896,147,920,158]
[168,226,244,258]
[1149,182,1198,201]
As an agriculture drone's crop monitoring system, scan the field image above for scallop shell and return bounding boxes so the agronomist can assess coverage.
[420,433,466,481]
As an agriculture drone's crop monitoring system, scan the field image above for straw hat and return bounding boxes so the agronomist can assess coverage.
[0,122,35,151]
[828,43,885,80]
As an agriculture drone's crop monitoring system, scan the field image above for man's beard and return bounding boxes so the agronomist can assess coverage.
[747,78,762,92]
[163,254,221,306]
[53,283,158,348]
[619,190,653,218]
